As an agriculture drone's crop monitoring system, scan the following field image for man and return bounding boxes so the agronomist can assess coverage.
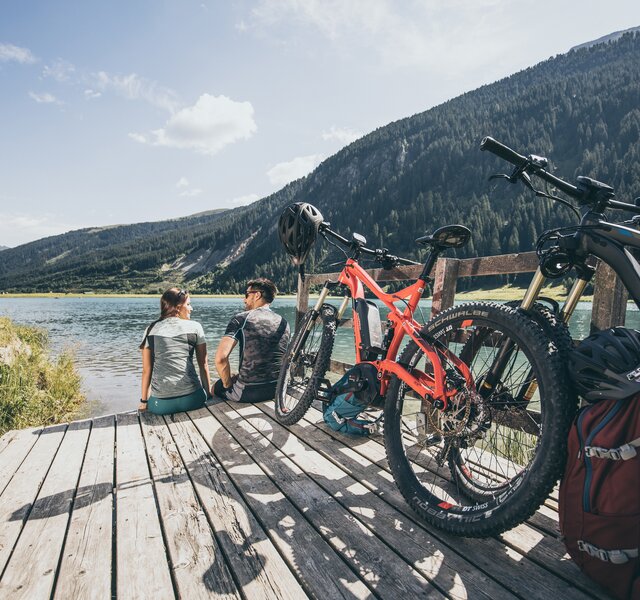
[213,278,290,403]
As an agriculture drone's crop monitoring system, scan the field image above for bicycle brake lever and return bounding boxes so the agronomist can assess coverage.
[488,173,514,183]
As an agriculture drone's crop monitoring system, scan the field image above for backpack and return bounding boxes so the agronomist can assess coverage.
[559,394,640,600]
[323,363,383,436]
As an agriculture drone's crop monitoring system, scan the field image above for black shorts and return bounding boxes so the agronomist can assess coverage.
[213,378,276,403]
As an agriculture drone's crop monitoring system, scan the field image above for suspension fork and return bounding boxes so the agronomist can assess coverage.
[292,280,339,359]
[478,268,547,394]
[482,269,591,400]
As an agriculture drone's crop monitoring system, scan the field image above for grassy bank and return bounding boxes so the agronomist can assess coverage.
[0,317,86,435]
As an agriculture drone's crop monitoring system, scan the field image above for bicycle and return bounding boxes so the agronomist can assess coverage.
[275,200,577,536]
[391,136,640,536]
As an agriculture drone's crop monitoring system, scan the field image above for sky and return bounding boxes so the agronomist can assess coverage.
[0,1,639,247]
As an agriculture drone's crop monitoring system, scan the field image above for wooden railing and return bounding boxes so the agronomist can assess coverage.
[295,251,629,373]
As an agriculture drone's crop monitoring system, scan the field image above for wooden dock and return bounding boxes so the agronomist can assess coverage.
[0,400,613,599]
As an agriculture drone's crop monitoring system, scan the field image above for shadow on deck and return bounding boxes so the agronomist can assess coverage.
[0,400,613,599]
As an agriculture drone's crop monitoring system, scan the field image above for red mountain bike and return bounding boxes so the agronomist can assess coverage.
[276,205,568,537]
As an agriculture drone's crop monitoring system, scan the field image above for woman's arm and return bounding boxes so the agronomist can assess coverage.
[195,343,212,397]
[140,347,153,410]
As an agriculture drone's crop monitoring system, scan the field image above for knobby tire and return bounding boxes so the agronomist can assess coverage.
[274,304,336,426]
[384,301,575,537]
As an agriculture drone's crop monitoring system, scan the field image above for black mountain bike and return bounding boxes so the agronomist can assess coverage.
[385,136,640,536]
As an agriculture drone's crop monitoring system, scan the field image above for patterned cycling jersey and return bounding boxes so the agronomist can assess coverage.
[224,306,290,385]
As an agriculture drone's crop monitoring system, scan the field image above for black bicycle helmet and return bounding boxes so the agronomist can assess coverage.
[568,327,640,402]
[278,202,324,265]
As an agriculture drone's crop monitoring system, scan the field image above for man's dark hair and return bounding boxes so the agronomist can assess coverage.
[247,278,278,303]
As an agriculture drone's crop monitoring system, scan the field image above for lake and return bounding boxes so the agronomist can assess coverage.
[0,296,637,417]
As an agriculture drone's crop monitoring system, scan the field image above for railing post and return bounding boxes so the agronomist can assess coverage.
[431,257,460,318]
[295,273,311,330]
[591,261,628,332]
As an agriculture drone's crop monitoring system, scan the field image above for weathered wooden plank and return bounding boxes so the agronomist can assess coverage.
[252,403,512,600]
[431,257,460,316]
[212,401,446,600]
[0,423,66,574]
[0,420,91,599]
[298,406,607,600]
[591,260,628,331]
[189,406,371,599]
[456,252,539,278]
[115,412,174,600]
[54,416,115,600]
[140,412,240,600]
[295,273,311,329]
[165,411,306,600]
[306,251,539,286]
[0,426,42,498]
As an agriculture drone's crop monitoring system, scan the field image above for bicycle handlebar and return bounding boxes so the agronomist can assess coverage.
[479,136,528,167]
[321,225,419,266]
[480,136,582,199]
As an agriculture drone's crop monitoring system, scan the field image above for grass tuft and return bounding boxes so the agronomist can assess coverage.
[0,317,86,435]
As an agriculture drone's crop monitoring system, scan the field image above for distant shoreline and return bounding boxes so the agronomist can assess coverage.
[0,286,595,302]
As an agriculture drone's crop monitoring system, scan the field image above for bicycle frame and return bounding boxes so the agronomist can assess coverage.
[312,257,474,407]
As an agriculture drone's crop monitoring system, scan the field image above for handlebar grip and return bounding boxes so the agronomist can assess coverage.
[480,136,527,166]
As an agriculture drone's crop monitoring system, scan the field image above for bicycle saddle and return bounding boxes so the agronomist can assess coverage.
[415,224,471,249]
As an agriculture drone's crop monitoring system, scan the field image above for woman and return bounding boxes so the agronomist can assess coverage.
[139,288,212,414]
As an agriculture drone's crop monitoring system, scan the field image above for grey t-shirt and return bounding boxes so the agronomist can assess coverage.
[224,306,290,385]
[143,317,206,398]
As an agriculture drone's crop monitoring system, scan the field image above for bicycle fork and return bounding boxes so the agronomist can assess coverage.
[481,267,591,399]
[292,281,349,360]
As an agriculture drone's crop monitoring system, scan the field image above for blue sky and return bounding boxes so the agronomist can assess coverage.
[1,0,638,247]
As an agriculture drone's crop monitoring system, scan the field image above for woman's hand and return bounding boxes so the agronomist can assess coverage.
[138,399,148,411]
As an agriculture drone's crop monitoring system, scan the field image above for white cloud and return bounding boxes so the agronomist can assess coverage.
[93,71,180,113]
[179,188,202,197]
[322,126,362,145]
[229,193,259,206]
[84,89,102,100]
[28,91,58,104]
[248,0,511,71]
[42,59,75,82]
[267,154,323,187]
[0,43,37,64]
[176,177,190,188]
[131,94,257,155]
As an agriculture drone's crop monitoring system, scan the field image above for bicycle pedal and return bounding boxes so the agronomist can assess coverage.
[315,378,333,402]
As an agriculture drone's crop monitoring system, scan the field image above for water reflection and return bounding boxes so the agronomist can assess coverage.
[0,297,637,417]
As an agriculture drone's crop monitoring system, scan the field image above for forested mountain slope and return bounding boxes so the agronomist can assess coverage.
[1,31,639,293]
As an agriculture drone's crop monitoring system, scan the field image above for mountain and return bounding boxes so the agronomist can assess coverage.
[0,210,229,292]
[571,26,640,51]
[1,30,639,294]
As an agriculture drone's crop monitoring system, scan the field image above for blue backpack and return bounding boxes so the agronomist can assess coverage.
[323,363,383,435]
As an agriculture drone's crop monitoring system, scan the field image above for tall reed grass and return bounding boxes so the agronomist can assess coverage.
[0,317,86,435]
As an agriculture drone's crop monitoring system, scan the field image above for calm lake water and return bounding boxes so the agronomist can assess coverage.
[0,296,637,417]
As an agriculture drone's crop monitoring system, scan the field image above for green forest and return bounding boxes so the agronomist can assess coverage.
[1,32,639,294]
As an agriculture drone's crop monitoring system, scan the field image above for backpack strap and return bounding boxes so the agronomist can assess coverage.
[577,540,639,564]
[584,436,640,461]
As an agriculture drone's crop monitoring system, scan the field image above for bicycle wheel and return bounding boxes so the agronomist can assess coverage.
[274,303,336,425]
[384,301,575,537]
